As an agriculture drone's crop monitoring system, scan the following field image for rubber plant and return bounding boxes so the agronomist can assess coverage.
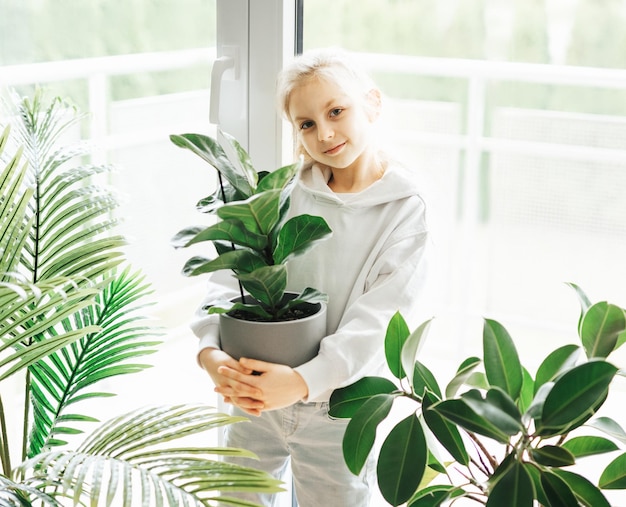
[329,285,626,506]
[0,92,282,506]
[170,132,332,321]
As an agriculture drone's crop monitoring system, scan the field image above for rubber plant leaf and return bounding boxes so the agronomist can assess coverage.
[431,397,511,444]
[422,391,469,466]
[552,469,611,507]
[530,445,576,467]
[329,376,397,419]
[562,436,619,458]
[536,360,617,435]
[598,452,626,489]
[444,356,481,398]
[342,394,394,476]
[401,318,433,389]
[580,301,626,358]
[384,311,411,380]
[377,412,427,506]
[486,460,533,507]
[413,361,442,400]
[534,344,581,395]
[483,319,523,401]
[541,470,579,507]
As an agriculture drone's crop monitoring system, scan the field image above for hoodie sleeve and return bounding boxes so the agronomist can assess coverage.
[295,217,432,402]
[190,270,241,354]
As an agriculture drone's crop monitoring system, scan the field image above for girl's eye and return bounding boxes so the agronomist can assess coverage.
[329,108,343,118]
[300,120,314,130]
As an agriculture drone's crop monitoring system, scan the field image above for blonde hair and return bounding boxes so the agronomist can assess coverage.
[276,49,381,163]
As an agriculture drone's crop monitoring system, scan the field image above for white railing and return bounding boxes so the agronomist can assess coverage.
[3,48,626,336]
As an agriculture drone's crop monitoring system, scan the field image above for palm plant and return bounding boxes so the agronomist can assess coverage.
[0,92,282,505]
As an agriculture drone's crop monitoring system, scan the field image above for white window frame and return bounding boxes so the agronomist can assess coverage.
[215,0,296,171]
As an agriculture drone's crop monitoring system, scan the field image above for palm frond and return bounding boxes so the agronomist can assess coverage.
[16,405,283,507]
[0,127,34,278]
[0,475,60,507]
[6,90,124,285]
[27,267,162,456]
[0,276,100,382]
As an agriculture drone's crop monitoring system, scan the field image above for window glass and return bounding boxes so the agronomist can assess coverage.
[1,0,218,431]
[302,0,626,372]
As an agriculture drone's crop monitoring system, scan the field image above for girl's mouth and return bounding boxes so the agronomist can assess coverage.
[324,142,346,155]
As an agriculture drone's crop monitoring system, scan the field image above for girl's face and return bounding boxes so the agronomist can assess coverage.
[288,76,379,175]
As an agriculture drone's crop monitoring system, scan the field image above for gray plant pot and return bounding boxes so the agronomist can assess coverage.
[219,294,327,368]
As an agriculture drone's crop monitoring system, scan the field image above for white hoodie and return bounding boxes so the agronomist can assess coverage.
[191,161,431,402]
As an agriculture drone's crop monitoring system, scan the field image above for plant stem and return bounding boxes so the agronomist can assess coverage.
[216,172,246,305]
[22,369,31,462]
[0,394,11,476]
[467,432,498,471]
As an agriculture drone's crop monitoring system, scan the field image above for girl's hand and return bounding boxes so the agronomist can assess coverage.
[216,357,309,414]
[198,348,264,414]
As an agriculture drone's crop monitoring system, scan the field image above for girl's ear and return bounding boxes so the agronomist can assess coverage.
[365,88,382,122]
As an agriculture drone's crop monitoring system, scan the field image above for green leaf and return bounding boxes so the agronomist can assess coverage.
[170,132,256,197]
[580,302,626,358]
[534,344,581,395]
[445,356,481,398]
[518,367,535,414]
[587,417,626,445]
[237,265,287,309]
[431,397,511,444]
[562,436,619,458]
[524,463,550,507]
[552,469,612,507]
[485,387,522,422]
[599,452,626,489]
[422,392,469,466]
[273,214,332,264]
[530,445,576,467]
[401,319,433,389]
[486,460,533,507]
[255,161,300,193]
[217,190,281,236]
[567,282,592,335]
[408,485,459,507]
[182,250,267,277]
[172,220,268,251]
[342,394,394,475]
[377,413,427,506]
[483,319,523,400]
[220,130,259,192]
[541,470,579,507]
[278,287,329,317]
[329,377,397,418]
[537,360,618,435]
[384,311,411,379]
[413,361,442,400]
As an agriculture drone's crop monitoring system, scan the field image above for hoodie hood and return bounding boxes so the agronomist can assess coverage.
[297,162,421,209]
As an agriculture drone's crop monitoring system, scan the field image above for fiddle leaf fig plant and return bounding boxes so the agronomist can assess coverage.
[329,285,626,506]
[170,131,332,320]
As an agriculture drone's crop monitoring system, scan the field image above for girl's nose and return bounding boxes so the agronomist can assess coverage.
[317,122,334,142]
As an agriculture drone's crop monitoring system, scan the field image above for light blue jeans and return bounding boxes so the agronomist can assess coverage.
[224,402,374,507]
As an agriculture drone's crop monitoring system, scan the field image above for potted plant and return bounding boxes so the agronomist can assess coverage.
[329,284,626,506]
[0,92,281,505]
[170,131,332,367]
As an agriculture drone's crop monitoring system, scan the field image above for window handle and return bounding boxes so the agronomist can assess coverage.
[209,55,234,125]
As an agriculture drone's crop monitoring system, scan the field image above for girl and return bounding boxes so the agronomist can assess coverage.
[192,49,431,506]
